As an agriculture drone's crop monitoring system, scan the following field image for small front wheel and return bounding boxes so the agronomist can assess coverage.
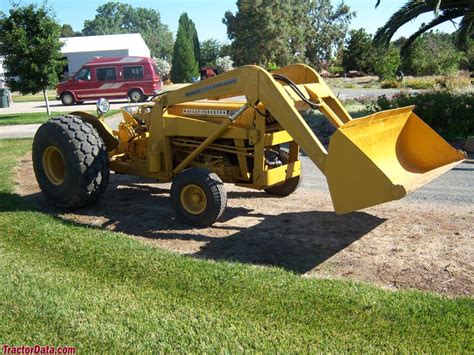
[171,168,227,227]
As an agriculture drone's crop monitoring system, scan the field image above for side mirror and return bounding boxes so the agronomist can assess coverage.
[96,98,110,118]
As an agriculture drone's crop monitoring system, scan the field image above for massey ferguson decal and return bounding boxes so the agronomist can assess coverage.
[182,108,238,117]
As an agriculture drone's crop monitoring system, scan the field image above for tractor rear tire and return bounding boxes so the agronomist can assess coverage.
[32,115,109,209]
[264,148,301,196]
[170,168,227,227]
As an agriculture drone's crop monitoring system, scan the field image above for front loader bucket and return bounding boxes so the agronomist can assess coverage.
[325,106,466,214]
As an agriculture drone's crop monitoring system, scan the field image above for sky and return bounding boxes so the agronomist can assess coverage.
[0,0,458,43]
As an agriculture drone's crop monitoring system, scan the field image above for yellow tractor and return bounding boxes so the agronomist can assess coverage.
[33,64,465,226]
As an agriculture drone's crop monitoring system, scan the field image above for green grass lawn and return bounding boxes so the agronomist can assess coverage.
[0,109,121,125]
[11,91,57,103]
[0,139,472,352]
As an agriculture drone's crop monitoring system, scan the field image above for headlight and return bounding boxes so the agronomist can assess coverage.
[96,98,110,114]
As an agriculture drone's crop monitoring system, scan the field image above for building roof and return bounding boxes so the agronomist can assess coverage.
[60,33,149,54]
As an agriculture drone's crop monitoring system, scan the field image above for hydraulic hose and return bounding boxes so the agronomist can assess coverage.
[272,74,322,110]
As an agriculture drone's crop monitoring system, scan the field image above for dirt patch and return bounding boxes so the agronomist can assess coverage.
[16,153,473,296]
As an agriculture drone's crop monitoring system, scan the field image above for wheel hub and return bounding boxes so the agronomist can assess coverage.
[42,146,65,185]
[132,92,141,101]
[180,184,207,215]
[63,95,73,104]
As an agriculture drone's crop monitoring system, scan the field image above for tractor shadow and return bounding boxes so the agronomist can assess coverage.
[194,210,384,274]
[18,174,386,274]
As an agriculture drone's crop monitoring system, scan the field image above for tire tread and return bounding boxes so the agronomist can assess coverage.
[33,115,109,208]
[170,168,227,227]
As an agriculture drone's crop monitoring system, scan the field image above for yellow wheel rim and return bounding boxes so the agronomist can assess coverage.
[42,146,65,185]
[180,184,207,215]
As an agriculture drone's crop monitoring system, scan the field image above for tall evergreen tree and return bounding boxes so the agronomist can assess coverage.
[342,29,378,73]
[170,18,198,83]
[178,13,201,66]
[374,45,401,80]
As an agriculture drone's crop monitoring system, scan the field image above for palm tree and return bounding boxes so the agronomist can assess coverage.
[374,0,473,52]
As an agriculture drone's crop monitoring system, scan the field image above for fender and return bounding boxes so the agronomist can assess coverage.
[69,111,119,151]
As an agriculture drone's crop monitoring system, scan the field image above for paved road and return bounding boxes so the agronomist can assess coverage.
[0,115,123,139]
[300,156,473,206]
[0,123,42,139]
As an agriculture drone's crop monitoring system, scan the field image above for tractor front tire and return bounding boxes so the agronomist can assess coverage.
[171,168,227,227]
[264,148,301,196]
[32,115,109,209]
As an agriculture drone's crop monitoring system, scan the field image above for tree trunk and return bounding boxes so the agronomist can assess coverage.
[43,88,51,116]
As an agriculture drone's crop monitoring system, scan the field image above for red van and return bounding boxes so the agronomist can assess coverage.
[56,56,161,105]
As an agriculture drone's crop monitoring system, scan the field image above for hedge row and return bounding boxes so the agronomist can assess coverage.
[367,91,474,139]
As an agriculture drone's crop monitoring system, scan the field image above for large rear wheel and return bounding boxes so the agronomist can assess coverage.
[32,115,109,208]
[170,168,227,227]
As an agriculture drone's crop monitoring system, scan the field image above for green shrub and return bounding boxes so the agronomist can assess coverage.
[265,61,279,72]
[380,80,400,89]
[399,76,471,91]
[404,78,435,90]
[368,92,474,139]
[328,65,344,75]
[435,76,471,90]
[374,45,400,80]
